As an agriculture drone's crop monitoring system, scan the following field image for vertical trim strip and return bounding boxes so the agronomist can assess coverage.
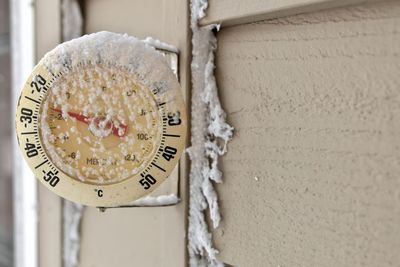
[10,1,37,267]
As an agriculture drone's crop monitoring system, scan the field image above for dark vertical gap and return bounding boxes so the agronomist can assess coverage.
[77,0,86,34]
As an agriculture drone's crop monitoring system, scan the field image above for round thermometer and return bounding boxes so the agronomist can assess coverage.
[15,32,187,206]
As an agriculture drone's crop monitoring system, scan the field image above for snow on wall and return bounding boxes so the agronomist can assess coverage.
[63,201,83,267]
[62,0,83,42]
[142,37,179,54]
[129,194,179,206]
[188,0,233,266]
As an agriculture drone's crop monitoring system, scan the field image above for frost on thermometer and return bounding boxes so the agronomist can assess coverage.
[41,64,161,184]
[16,31,187,206]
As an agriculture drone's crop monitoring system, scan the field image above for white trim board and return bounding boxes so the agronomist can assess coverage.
[10,0,37,267]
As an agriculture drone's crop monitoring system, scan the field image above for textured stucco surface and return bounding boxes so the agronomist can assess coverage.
[213,1,400,266]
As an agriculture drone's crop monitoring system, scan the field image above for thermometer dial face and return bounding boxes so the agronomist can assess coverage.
[15,32,186,206]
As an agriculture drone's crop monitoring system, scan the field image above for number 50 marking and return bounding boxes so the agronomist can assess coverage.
[139,174,157,190]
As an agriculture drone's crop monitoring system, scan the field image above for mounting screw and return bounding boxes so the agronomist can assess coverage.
[97,207,106,213]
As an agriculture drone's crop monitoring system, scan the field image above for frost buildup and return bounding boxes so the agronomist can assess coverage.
[63,201,83,267]
[129,194,179,206]
[188,0,233,266]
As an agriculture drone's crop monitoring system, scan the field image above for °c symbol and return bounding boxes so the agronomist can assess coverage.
[95,189,103,197]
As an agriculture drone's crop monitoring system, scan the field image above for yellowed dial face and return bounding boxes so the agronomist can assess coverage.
[43,64,163,185]
[15,32,186,206]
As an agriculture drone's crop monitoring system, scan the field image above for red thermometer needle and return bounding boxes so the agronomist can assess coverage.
[51,108,128,137]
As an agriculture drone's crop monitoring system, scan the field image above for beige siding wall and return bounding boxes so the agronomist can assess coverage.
[213,1,400,266]
[201,0,376,26]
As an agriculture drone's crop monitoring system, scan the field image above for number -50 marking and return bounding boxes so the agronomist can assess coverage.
[42,170,60,187]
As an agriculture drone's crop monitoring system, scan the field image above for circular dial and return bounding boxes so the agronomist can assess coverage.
[15,32,187,206]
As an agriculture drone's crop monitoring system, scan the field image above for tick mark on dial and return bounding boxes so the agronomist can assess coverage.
[151,162,166,172]
[25,96,40,105]
[163,134,180,138]
[35,159,49,169]
[157,102,166,109]
[21,131,36,135]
